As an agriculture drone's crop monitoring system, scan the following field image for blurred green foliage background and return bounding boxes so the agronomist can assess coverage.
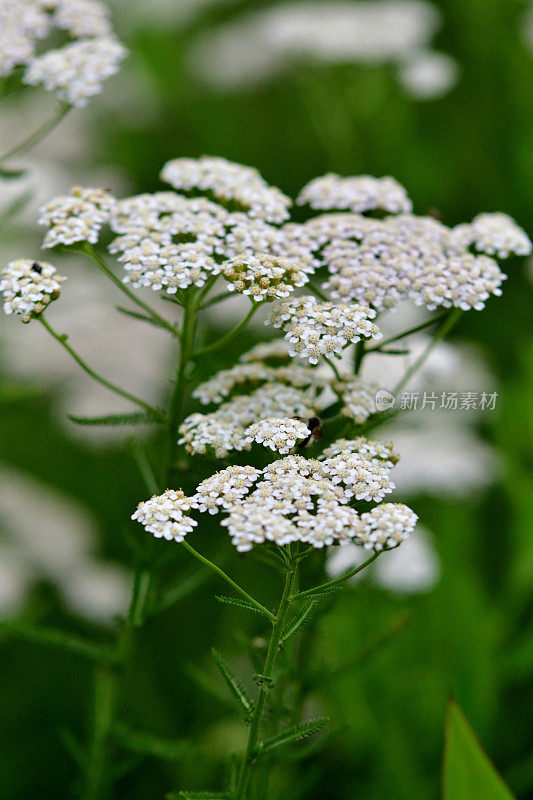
[1,1,533,798]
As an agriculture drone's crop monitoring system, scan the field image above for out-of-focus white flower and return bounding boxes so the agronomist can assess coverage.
[298,174,412,214]
[24,37,127,107]
[188,0,457,100]
[382,425,500,496]
[326,526,440,593]
[398,51,458,99]
[0,463,130,621]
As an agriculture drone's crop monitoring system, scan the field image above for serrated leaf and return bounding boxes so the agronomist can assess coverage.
[212,648,255,714]
[281,600,316,642]
[116,306,168,328]
[260,717,329,755]
[113,722,189,761]
[299,584,343,601]
[215,595,271,618]
[443,701,516,800]
[68,411,161,426]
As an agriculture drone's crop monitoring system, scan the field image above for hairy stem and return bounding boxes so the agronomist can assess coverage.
[40,317,163,419]
[392,308,463,395]
[192,301,257,358]
[294,551,380,601]
[78,243,179,337]
[235,565,296,800]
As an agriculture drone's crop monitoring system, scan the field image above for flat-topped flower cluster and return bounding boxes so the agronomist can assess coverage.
[0,258,65,322]
[0,0,126,106]
[132,437,416,552]
[35,156,530,324]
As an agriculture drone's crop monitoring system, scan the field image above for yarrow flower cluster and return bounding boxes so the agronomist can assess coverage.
[161,157,292,223]
[268,295,382,364]
[222,253,313,301]
[24,36,127,107]
[0,259,65,323]
[297,174,413,214]
[179,384,319,458]
[334,376,381,424]
[244,417,311,454]
[131,489,197,542]
[40,187,116,248]
[35,156,530,317]
[1,0,126,106]
[132,442,417,553]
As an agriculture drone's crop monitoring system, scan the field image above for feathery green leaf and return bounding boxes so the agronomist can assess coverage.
[281,600,317,642]
[215,595,272,618]
[260,717,329,755]
[212,648,255,714]
[116,305,171,329]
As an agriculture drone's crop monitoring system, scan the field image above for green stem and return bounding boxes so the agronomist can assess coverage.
[78,243,179,337]
[181,540,275,622]
[40,317,163,419]
[199,290,234,310]
[354,340,365,374]
[392,308,463,395]
[81,290,202,799]
[323,355,342,382]
[294,551,380,601]
[366,311,449,352]
[307,283,329,302]
[192,302,257,358]
[0,102,71,163]
[235,566,296,800]
[165,292,198,477]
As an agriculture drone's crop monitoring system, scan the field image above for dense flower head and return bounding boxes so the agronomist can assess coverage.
[160,157,292,223]
[40,186,116,248]
[0,0,125,102]
[222,253,313,301]
[24,36,127,107]
[244,417,311,454]
[297,173,413,214]
[333,376,381,424]
[37,158,530,314]
[131,489,196,542]
[320,436,399,467]
[179,384,319,458]
[1,258,65,322]
[268,295,382,364]
[132,448,413,553]
[192,359,327,405]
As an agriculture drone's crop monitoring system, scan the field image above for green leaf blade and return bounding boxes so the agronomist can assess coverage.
[211,648,255,715]
[260,716,329,755]
[215,595,271,618]
[281,600,316,642]
[443,701,516,800]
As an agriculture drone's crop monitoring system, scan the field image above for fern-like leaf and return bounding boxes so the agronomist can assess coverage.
[116,306,168,328]
[281,600,316,642]
[298,584,343,601]
[215,595,271,618]
[212,648,255,714]
[260,717,329,755]
[68,411,162,426]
